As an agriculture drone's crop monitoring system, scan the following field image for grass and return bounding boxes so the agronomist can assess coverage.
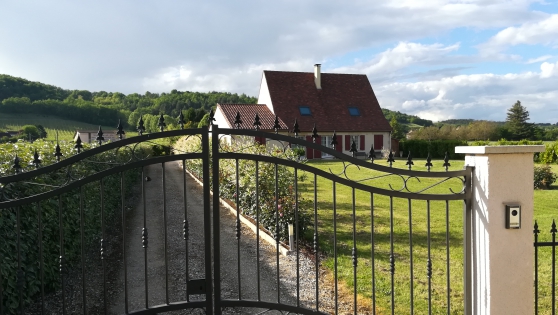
[298,158,558,314]
[533,164,558,314]
[0,113,138,141]
[298,158,466,314]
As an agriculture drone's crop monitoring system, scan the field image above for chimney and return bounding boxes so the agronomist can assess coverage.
[314,64,321,90]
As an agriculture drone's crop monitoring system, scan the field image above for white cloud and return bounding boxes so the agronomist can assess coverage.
[0,0,546,93]
[540,61,558,78]
[479,14,558,55]
[375,67,558,123]
[331,42,461,78]
[143,59,313,94]
[526,55,553,64]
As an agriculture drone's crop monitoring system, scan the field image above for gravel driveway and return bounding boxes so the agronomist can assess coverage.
[27,161,352,315]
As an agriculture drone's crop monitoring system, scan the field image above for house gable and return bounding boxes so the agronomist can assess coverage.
[257,73,274,115]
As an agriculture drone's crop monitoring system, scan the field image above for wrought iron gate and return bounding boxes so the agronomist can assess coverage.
[0,117,472,314]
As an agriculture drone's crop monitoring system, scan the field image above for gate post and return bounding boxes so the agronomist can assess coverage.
[456,145,544,315]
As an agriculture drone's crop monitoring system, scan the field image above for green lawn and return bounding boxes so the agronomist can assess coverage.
[0,113,138,141]
[533,164,558,314]
[299,159,558,314]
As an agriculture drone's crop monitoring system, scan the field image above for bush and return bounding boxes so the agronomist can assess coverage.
[174,136,313,242]
[538,141,558,164]
[534,165,557,189]
[0,140,141,313]
[399,139,468,159]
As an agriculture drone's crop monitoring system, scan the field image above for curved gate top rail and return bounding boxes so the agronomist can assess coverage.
[0,117,473,315]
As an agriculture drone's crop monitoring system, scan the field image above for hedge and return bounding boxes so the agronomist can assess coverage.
[399,140,468,159]
[0,140,141,314]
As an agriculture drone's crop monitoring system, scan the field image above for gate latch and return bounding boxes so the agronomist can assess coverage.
[187,279,207,295]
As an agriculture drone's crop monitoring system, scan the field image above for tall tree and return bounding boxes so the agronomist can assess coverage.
[389,116,405,140]
[506,100,533,140]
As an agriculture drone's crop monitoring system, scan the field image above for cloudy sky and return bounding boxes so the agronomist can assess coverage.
[1,0,557,123]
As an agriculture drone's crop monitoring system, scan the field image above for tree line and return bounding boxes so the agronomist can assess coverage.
[0,74,257,130]
[396,101,558,141]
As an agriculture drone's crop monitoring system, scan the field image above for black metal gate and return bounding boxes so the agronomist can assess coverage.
[0,118,472,314]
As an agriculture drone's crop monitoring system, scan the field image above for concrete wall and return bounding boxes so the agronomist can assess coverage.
[456,145,545,315]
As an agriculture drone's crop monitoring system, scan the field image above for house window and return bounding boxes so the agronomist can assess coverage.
[292,136,306,152]
[299,106,312,116]
[350,135,360,150]
[321,135,334,157]
[348,107,361,116]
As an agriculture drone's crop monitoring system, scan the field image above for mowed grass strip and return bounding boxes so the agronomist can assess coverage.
[532,164,558,314]
[299,159,467,314]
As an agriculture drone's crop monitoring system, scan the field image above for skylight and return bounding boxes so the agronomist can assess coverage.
[348,107,360,116]
[299,106,312,116]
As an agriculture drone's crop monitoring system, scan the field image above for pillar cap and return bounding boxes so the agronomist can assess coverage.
[455,145,545,154]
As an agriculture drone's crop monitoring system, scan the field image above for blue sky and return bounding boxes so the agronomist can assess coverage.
[1,0,557,123]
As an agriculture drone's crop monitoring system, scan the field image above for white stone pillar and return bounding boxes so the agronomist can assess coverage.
[455,145,545,315]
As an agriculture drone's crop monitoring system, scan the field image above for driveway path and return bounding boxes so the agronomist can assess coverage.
[109,161,325,315]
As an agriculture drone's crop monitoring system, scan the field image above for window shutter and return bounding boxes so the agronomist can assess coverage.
[345,135,350,151]
[374,135,384,150]
[336,135,343,152]
[360,135,365,150]
[306,136,314,159]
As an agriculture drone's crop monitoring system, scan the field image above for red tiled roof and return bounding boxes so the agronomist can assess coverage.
[263,70,392,133]
[216,103,288,130]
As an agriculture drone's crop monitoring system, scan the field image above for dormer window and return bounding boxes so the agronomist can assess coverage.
[299,106,312,116]
[348,107,360,116]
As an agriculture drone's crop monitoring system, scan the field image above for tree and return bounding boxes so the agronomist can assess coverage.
[506,101,533,140]
[198,113,210,128]
[21,125,40,140]
[35,125,47,139]
[389,116,405,140]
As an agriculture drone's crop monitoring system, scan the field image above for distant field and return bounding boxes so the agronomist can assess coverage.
[0,113,138,141]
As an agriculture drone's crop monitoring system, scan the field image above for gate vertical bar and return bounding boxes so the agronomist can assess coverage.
[389,196,395,315]
[371,193,376,315]
[141,167,149,309]
[162,162,169,305]
[79,188,86,315]
[235,159,242,300]
[121,172,128,313]
[183,160,190,302]
[211,125,221,315]
[445,200,450,315]
[534,221,539,315]
[59,196,67,315]
[38,202,45,315]
[294,168,299,307]
[202,126,213,314]
[100,180,106,314]
[463,166,473,315]
[16,206,23,315]
[333,182,338,315]
[408,199,414,315]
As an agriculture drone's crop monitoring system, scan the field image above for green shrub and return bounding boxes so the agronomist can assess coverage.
[534,165,557,189]
[538,141,558,164]
[174,136,313,242]
[0,140,140,313]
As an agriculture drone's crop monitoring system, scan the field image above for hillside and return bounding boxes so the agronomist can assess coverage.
[0,113,125,141]
[0,74,257,130]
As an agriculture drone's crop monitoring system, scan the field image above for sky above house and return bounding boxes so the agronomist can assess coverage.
[1,0,557,123]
